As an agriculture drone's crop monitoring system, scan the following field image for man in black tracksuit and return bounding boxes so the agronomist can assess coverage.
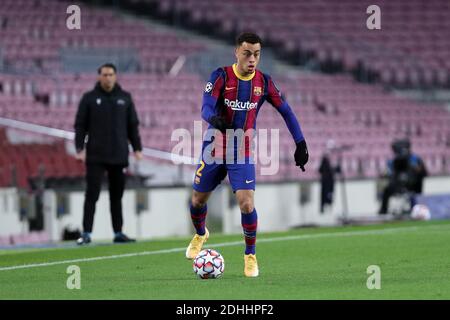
[74,63,143,244]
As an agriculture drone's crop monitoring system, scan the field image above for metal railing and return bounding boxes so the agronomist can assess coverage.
[0,117,195,165]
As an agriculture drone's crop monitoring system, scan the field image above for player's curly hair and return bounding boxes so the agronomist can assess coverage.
[236,32,262,47]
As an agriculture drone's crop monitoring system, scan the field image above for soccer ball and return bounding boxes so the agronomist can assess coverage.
[193,249,225,279]
[411,204,431,221]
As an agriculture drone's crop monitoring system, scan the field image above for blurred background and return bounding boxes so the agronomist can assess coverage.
[0,0,449,247]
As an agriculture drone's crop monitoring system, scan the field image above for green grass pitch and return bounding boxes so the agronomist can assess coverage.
[0,220,449,300]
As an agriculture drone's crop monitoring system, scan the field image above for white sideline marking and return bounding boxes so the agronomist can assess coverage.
[0,224,447,272]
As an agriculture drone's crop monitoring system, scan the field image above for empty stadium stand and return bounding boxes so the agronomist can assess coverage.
[0,128,85,189]
[137,0,450,89]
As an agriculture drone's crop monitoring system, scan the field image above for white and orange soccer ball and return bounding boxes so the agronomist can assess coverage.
[411,204,431,221]
[193,249,225,279]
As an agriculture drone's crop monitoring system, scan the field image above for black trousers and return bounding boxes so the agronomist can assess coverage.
[379,182,411,214]
[379,183,396,214]
[83,163,126,233]
[320,178,334,213]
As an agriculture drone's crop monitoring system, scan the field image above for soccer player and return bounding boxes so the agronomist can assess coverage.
[185,32,309,277]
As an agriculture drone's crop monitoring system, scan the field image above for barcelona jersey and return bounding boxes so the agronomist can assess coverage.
[201,63,304,159]
[193,64,304,192]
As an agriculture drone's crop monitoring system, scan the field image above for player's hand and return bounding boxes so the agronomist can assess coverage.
[294,140,309,172]
[75,150,86,163]
[134,151,143,161]
[209,116,232,133]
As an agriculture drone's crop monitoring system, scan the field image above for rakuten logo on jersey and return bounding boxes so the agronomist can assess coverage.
[224,98,258,111]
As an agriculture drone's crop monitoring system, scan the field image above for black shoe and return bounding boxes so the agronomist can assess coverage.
[76,233,91,245]
[113,232,136,243]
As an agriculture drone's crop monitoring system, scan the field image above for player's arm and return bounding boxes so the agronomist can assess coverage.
[74,94,89,159]
[201,68,231,133]
[266,76,309,171]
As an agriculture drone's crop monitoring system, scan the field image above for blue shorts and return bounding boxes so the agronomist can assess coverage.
[192,159,255,193]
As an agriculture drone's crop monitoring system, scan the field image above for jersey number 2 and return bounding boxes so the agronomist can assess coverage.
[196,160,205,177]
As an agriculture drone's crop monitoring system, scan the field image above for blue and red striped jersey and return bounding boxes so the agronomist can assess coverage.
[201,64,304,158]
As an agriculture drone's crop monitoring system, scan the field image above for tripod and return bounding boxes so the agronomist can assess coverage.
[332,145,353,225]
[337,154,350,225]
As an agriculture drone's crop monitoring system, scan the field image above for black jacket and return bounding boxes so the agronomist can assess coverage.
[74,82,142,166]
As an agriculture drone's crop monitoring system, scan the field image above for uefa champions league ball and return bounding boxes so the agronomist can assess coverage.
[193,249,225,279]
[411,204,431,221]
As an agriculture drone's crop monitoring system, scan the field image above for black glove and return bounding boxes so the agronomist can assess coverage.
[209,116,232,133]
[294,140,309,172]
